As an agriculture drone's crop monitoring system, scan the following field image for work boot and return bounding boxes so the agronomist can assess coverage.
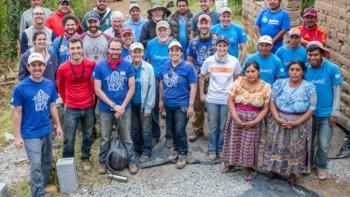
[189,131,203,142]
[176,156,187,169]
[165,139,173,148]
[81,159,92,173]
[98,164,107,174]
[139,155,150,163]
[208,152,216,161]
[317,168,328,180]
[128,163,139,175]
[168,151,178,161]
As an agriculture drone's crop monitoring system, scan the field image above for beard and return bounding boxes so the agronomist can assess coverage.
[88,26,98,33]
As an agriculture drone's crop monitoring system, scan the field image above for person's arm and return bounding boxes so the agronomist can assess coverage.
[94,79,119,111]
[19,13,26,39]
[269,101,285,125]
[199,74,206,101]
[13,106,24,149]
[56,68,66,103]
[330,85,341,126]
[272,29,288,45]
[144,66,156,116]
[159,80,164,113]
[227,95,244,128]
[246,102,270,128]
[239,43,248,66]
[50,102,63,138]
[20,32,28,54]
[187,83,197,118]
[286,109,313,129]
[18,55,29,81]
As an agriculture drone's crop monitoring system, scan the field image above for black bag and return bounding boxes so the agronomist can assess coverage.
[106,137,129,173]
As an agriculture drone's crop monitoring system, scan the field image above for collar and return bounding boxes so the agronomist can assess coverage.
[107,56,122,70]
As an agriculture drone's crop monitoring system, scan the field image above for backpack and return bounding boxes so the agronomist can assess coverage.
[191,35,217,55]
[106,137,129,173]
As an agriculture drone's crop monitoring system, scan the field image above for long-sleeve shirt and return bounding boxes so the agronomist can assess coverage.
[45,11,82,36]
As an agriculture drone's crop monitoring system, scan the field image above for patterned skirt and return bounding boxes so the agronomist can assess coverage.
[223,108,261,168]
[263,111,312,177]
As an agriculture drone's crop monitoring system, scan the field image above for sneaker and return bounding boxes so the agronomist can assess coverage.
[98,164,107,174]
[81,160,92,172]
[176,158,187,169]
[44,185,58,193]
[189,132,203,142]
[128,163,139,175]
[317,168,328,180]
[168,151,178,160]
[165,139,173,148]
[139,155,150,163]
[208,152,216,161]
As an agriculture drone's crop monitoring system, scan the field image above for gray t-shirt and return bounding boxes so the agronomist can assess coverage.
[81,33,110,64]
[191,10,220,36]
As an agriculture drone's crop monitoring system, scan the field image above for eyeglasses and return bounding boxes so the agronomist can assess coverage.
[33,12,44,15]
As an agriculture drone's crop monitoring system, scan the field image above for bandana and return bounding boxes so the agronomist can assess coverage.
[107,56,122,70]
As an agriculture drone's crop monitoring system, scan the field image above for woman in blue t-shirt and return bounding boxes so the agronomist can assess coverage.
[159,41,197,169]
[264,61,317,185]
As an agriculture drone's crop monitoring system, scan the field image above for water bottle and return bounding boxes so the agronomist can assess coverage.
[108,173,128,182]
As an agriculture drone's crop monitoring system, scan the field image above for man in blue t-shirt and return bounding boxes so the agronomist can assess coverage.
[187,13,216,142]
[276,28,307,74]
[145,20,173,145]
[210,7,248,65]
[93,38,138,175]
[304,41,343,180]
[255,0,290,53]
[12,53,62,197]
[244,35,286,85]
[52,15,80,65]
[123,3,148,42]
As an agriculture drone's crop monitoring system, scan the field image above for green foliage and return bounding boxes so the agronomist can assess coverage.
[302,0,315,11]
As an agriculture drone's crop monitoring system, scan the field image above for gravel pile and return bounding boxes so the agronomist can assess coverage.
[326,158,350,182]
[0,144,29,185]
[71,164,252,197]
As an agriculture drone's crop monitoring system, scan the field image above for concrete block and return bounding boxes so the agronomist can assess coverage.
[0,183,8,197]
[56,158,78,193]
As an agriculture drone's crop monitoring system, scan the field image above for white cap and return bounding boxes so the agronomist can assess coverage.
[129,3,140,11]
[220,7,232,15]
[258,35,273,45]
[168,41,182,50]
[130,42,144,51]
[28,53,45,65]
[156,20,170,29]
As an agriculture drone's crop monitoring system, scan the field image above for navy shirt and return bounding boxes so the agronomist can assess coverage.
[92,59,135,112]
[159,60,197,107]
[11,77,58,139]
[131,65,142,104]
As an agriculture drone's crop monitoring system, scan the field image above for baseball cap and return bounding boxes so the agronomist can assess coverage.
[219,7,232,15]
[58,0,70,4]
[198,14,211,23]
[216,35,229,45]
[258,35,273,45]
[129,3,140,11]
[130,42,144,51]
[156,20,170,29]
[120,27,133,37]
[168,41,182,50]
[28,53,45,65]
[288,28,301,37]
[86,11,99,22]
[303,7,317,17]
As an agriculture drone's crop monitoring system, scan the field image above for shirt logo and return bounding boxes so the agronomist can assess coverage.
[106,71,126,91]
[309,79,325,85]
[163,70,178,87]
[33,89,49,111]
[262,16,268,23]
[209,67,233,73]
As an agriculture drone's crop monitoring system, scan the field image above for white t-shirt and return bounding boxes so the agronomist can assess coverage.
[201,55,242,105]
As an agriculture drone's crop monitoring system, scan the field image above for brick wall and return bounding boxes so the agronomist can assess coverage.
[315,0,350,130]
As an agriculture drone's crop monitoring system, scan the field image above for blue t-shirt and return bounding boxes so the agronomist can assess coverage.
[123,18,148,42]
[276,45,307,75]
[11,77,58,139]
[210,23,248,58]
[305,59,343,117]
[244,52,286,85]
[178,16,189,51]
[159,60,197,107]
[121,47,132,63]
[131,65,142,104]
[52,36,70,65]
[256,8,291,53]
[187,37,215,67]
[92,59,135,112]
[145,38,172,77]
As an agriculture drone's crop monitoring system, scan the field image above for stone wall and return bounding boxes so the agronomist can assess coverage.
[315,0,350,130]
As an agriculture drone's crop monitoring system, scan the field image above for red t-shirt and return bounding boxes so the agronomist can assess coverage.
[45,11,83,36]
[297,25,326,46]
[56,58,96,109]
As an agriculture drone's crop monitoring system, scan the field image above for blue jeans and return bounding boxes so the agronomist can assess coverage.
[313,117,334,169]
[206,102,228,153]
[165,106,189,156]
[63,107,94,160]
[99,108,136,164]
[152,78,161,140]
[24,134,52,197]
[131,103,153,156]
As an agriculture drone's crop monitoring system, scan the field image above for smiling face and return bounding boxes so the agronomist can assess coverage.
[96,0,107,12]
[169,46,182,63]
[307,49,323,67]
[220,12,231,28]
[87,19,100,33]
[129,7,141,21]
[156,27,170,42]
[31,0,43,7]
[258,43,272,57]
[108,41,122,61]
[33,33,47,50]
[289,35,301,49]
[198,19,211,36]
[131,48,144,63]
[199,0,211,12]
[177,1,188,15]
[216,41,229,57]
[268,0,281,11]
[304,15,317,28]
[111,17,124,32]
[33,8,45,25]
[64,19,78,35]
[58,1,71,14]
[121,32,134,46]
[151,8,164,23]
[68,41,84,62]
[245,64,260,83]
[28,61,46,80]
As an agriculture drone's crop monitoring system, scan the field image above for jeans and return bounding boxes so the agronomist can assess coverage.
[152,78,161,140]
[63,107,94,160]
[24,134,52,197]
[99,108,136,164]
[206,102,228,153]
[131,103,153,156]
[165,106,189,156]
[313,117,334,169]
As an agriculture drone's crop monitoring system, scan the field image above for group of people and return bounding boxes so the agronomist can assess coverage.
[12,0,342,196]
